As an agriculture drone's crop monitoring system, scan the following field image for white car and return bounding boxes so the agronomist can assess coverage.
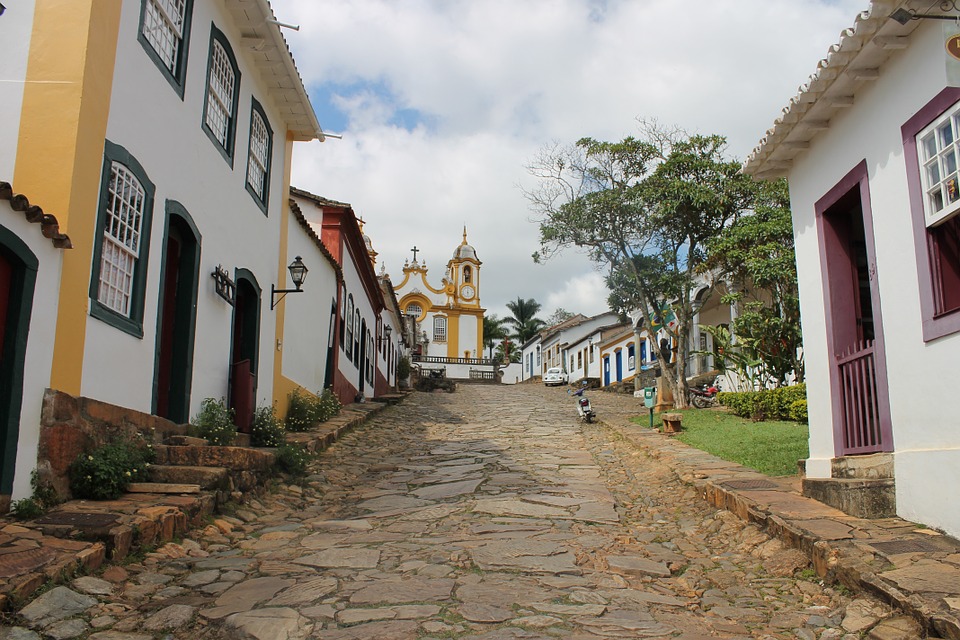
[543,367,568,387]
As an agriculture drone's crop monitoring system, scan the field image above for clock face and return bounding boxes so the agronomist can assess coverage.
[461,284,475,299]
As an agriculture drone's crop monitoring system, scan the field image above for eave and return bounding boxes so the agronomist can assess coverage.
[743,0,926,179]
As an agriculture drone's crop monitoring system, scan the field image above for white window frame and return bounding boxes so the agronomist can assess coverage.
[142,0,185,73]
[917,103,960,227]
[207,40,235,148]
[433,316,447,343]
[98,163,146,317]
[246,99,272,210]
[406,303,422,318]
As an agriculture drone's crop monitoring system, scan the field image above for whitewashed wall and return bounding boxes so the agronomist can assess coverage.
[337,240,379,397]
[82,1,292,414]
[281,213,338,394]
[0,1,34,179]
[785,20,960,536]
[0,214,62,501]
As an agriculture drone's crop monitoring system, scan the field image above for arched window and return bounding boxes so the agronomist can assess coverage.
[433,316,447,342]
[345,294,354,358]
[463,266,472,283]
[353,310,361,365]
[203,26,240,160]
[406,303,422,318]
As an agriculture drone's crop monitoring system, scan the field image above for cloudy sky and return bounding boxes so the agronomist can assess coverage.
[272,0,868,322]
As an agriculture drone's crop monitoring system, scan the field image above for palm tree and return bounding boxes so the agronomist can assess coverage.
[505,297,546,344]
[483,315,507,359]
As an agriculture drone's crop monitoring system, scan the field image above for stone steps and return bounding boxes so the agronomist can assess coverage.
[148,464,229,489]
[127,482,201,494]
[153,445,274,471]
[802,477,896,518]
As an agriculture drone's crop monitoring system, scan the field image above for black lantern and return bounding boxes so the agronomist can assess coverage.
[271,256,308,310]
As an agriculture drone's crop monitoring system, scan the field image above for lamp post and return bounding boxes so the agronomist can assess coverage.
[378,324,393,349]
[270,256,308,310]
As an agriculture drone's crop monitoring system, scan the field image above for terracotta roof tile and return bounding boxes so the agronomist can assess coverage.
[0,181,72,249]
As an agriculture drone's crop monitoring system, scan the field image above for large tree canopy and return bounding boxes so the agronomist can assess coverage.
[702,178,803,387]
[524,122,758,405]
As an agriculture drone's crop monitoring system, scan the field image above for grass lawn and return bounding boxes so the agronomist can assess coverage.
[631,408,809,477]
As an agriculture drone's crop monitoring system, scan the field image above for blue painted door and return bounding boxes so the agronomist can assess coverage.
[615,350,622,382]
[603,356,610,386]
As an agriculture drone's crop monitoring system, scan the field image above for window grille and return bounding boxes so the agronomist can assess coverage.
[247,109,269,201]
[206,40,235,148]
[406,303,422,318]
[433,317,447,342]
[142,0,185,72]
[98,163,145,316]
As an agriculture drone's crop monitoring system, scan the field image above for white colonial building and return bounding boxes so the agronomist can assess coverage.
[744,0,960,537]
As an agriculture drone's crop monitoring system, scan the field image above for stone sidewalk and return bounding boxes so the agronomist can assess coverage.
[0,400,389,609]
[583,386,960,639]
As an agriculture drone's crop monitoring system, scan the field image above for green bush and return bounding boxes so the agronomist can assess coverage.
[251,405,286,447]
[312,388,342,423]
[285,387,341,432]
[11,469,61,519]
[191,397,236,445]
[396,355,411,381]
[275,442,313,477]
[69,440,156,500]
[718,383,807,422]
[789,399,809,424]
[285,388,314,432]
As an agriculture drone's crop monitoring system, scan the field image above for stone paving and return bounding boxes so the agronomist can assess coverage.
[0,385,929,639]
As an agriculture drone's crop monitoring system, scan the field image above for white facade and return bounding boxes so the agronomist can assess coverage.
[281,209,339,394]
[0,200,63,501]
[0,0,34,178]
[744,6,960,537]
[79,1,299,414]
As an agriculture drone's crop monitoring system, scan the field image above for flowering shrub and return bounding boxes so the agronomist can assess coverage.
[717,383,807,422]
[285,388,341,432]
[191,397,236,445]
[275,442,313,477]
[69,440,156,500]
[251,404,286,447]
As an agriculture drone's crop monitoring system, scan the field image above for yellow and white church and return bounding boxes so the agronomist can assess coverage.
[394,229,484,360]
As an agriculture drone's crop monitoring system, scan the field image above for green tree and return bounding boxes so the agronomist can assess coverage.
[703,179,803,387]
[495,337,522,363]
[483,314,507,359]
[505,297,546,344]
[544,308,576,327]
[524,122,756,406]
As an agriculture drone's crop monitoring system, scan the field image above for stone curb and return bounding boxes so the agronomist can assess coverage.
[596,414,960,639]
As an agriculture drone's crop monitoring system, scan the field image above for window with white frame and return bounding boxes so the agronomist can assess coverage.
[98,163,145,317]
[203,26,240,160]
[141,1,190,81]
[918,105,960,226]
[433,316,447,342]
[90,141,155,337]
[406,303,422,318]
[905,91,960,334]
[246,99,272,210]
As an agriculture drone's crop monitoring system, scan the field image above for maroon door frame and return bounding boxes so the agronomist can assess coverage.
[815,160,894,455]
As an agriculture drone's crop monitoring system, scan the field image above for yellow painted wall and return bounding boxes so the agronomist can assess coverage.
[14,0,123,394]
[272,134,295,412]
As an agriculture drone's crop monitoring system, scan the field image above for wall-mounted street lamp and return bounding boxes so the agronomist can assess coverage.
[271,256,308,310]
[891,3,960,24]
[377,325,393,349]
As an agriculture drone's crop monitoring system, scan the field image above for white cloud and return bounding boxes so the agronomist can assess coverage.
[275,0,869,318]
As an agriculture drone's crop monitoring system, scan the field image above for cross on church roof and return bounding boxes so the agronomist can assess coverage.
[411,245,419,261]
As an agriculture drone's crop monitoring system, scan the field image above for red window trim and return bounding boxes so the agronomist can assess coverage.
[902,87,960,342]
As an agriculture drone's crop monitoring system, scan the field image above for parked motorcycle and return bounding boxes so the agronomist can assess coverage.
[689,379,720,409]
[569,383,596,423]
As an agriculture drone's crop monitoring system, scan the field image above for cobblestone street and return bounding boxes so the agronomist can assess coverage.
[6,385,905,639]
